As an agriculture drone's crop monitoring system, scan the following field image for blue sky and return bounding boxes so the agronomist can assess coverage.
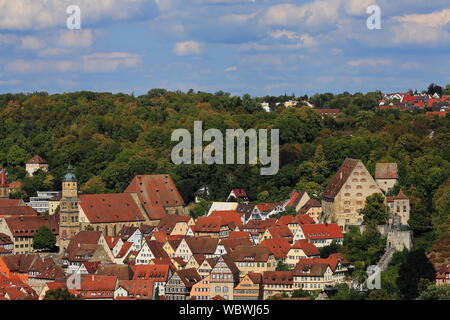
[0,0,449,96]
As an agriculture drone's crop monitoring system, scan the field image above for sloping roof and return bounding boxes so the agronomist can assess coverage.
[80,193,145,223]
[185,237,219,255]
[79,275,117,291]
[267,225,293,239]
[26,155,48,164]
[220,237,253,253]
[284,190,306,209]
[0,199,21,207]
[299,199,322,213]
[230,245,271,262]
[117,280,153,299]
[291,240,320,257]
[230,189,248,198]
[104,236,121,249]
[175,268,201,288]
[0,206,37,218]
[209,210,243,226]
[262,271,293,285]
[4,214,58,237]
[322,158,360,199]
[300,223,343,240]
[236,203,255,221]
[143,238,170,260]
[375,163,398,179]
[124,174,185,220]
[96,264,132,280]
[246,272,263,285]
[192,216,235,233]
[157,215,191,234]
[131,264,170,281]
[259,238,291,260]
[255,203,277,213]
[207,202,239,216]
[115,242,133,259]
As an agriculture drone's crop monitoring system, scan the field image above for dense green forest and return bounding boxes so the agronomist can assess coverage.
[0,88,449,259]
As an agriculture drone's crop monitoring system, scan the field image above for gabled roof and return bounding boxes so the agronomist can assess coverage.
[143,237,170,260]
[175,268,201,288]
[375,163,398,179]
[0,206,37,218]
[209,210,243,226]
[157,215,191,234]
[291,240,320,257]
[192,216,236,233]
[284,190,307,209]
[255,203,278,213]
[259,238,290,259]
[79,275,117,291]
[230,189,248,198]
[300,223,343,240]
[230,245,271,262]
[124,174,185,220]
[117,279,153,300]
[262,271,293,285]
[26,155,48,164]
[299,199,322,213]
[80,193,145,223]
[0,199,21,207]
[246,272,263,285]
[4,214,58,237]
[267,225,293,239]
[131,264,170,281]
[185,237,219,254]
[96,264,132,280]
[322,158,360,199]
[104,236,121,250]
[220,237,253,253]
[115,242,133,259]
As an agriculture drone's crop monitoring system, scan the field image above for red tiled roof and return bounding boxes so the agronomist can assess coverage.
[117,280,153,300]
[124,174,185,220]
[132,264,170,281]
[4,214,58,237]
[300,223,343,240]
[193,216,236,233]
[267,225,293,239]
[79,275,117,291]
[260,238,290,259]
[0,206,37,218]
[116,242,133,259]
[262,271,293,285]
[80,193,145,223]
[291,240,320,257]
[104,236,121,249]
[230,245,272,262]
[231,189,248,198]
[0,199,21,207]
[209,210,243,226]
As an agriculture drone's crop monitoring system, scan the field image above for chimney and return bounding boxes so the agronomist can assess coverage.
[20,215,23,222]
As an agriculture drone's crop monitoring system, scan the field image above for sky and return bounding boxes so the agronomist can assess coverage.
[0,0,449,96]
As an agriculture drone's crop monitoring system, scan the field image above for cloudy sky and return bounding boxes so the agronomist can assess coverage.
[0,0,449,96]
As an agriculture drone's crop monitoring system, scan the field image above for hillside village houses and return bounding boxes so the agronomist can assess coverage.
[0,156,422,300]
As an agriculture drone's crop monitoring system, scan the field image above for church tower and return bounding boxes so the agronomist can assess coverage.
[59,165,80,253]
[0,167,10,199]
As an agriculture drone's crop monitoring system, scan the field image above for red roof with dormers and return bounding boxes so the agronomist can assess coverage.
[80,193,146,223]
[291,239,320,257]
[300,223,343,240]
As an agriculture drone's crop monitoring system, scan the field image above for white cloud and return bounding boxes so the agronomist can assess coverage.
[20,36,46,49]
[174,41,202,56]
[269,30,317,48]
[347,59,392,67]
[225,66,237,72]
[394,9,450,28]
[5,52,141,74]
[55,29,95,47]
[0,0,149,30]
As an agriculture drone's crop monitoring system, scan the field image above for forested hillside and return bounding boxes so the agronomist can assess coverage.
[0,89,449,256]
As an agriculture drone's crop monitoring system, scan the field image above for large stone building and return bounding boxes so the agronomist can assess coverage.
[59,165,81,252]
[321,158,384,232]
